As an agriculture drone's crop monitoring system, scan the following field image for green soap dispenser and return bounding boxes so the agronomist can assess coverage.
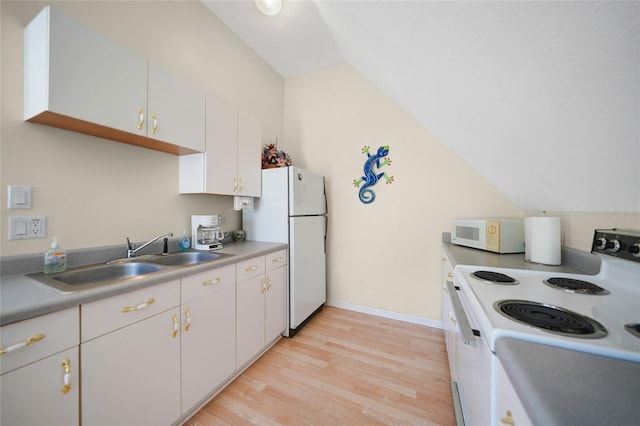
[44,237,67,274]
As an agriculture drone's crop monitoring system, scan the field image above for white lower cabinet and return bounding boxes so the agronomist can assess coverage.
[81,280,181,426]
[180,265,236,413]
[236,251,287,368]
[494,357,532,426]
[0,307,79,426]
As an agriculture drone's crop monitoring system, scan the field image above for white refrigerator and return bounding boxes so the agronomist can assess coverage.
[242,166,327,336]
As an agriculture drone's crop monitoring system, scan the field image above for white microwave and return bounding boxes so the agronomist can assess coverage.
[451,218,525,253]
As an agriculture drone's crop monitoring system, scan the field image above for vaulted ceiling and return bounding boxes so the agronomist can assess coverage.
[203,1,639,213]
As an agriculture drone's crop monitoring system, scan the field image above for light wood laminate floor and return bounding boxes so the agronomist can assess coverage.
[186,306,454,425]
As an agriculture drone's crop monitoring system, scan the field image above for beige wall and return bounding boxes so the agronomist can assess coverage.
[1,0,284,256]
[284,63,524,320]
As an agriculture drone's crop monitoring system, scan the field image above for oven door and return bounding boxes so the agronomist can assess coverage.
[446,280,492,426]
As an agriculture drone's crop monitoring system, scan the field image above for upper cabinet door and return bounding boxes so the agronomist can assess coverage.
[203,93,238,195]
[25,7,147,133]
[237,110,262,197]
[147,64,205,153]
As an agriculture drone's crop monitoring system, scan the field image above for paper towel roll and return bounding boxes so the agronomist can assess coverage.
[525,217,561,265]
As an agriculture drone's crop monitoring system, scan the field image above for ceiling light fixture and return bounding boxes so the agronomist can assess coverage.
[255,0,282,16]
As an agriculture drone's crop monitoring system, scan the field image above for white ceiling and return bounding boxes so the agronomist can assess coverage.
[203,0,640,213]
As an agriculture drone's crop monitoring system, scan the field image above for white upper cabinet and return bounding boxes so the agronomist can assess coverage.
[147,63,205,153]
[24,6,204,155]
[179,93,261,196]
[237,109,262,197]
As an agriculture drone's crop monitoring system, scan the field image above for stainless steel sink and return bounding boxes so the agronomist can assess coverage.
[146,251,228,266]
[28,262,163,293]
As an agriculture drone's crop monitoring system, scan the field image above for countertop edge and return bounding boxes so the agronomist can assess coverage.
[495,338,640,426]
[1,241,287,326]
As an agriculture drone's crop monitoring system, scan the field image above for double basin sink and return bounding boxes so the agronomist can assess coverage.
[28,251,232,293]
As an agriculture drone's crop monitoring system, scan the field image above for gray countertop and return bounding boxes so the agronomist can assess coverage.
[442,235,639,426]
[496,338,640,426]
[1,241,286,326]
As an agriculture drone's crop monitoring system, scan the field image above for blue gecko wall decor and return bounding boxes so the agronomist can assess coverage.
[353,145,394,204]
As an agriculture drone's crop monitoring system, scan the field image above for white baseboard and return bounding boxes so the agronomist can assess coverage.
[325,299,443,330]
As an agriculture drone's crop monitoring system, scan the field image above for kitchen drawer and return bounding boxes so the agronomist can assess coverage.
[1,306,79,374]
[236,255,265,283]
[266,249,287,271]
[181,263,235,303]
[81,279,180,342]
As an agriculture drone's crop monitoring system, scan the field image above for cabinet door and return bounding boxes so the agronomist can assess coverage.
[237,109,262,197]
[204,93,238,195]
[25,6,147,133]
[441,253,457,380]
[494,358,533,426]
[181,285,236,413]
[0,347,79,426]
[82,309,181,426]
[265,265,287,342]
[236,275,266,368]
[147,63,205,153]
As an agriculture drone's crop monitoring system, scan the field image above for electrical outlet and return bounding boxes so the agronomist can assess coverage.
[8,216,46,240]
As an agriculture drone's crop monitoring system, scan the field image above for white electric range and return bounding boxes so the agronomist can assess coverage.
[445,229,640,426]
[454,239,640,362]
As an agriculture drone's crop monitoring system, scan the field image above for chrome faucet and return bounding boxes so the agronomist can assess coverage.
[126,232,173,258]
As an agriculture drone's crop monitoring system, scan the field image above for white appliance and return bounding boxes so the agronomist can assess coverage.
[191,215,224,250]
[445,229,640,425]
[451,218,525,253]
[243,166,327,336]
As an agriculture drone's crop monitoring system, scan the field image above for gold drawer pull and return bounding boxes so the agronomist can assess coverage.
[121,298,155,313]
[171,313,179,338]
[184,308,192,332]
[151,112,158,134]
[0,333,45,355]
[271,257,283,263]
[202,277,222,286]
[62,359,71,394]
[245,265,258,272]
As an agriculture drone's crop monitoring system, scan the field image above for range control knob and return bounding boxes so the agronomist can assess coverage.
[606,239,621,253]
[594,237,607,250]
[629,243,640,257]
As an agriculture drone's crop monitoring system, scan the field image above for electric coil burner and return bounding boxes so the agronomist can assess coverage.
[543,277,609,295]
[494,300,608,339]
[471,270,518,284]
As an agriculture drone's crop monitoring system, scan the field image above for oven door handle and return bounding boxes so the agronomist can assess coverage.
[446,280,477,347]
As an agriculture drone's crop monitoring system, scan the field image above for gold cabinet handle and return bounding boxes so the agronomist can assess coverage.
[266,276,272,291]
[61,359,71,394]
[271,257,283,263]
[245,265,258,272]
[202,277,222,286]
[500,410,514,426]
[121,298,155,313]
[0,333,45,355]
[447,272,453,279]
[151,112,158,134]
[232,177,238,193]
[171,313,179,338]
[261,277,267,294]
[238,178,243,193]
[184,308,192,332]
[138,107,145,130]
[449,309,457,326]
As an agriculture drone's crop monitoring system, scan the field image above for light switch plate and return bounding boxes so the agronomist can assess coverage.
[8,216,46,240]
[8,185,32,209]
